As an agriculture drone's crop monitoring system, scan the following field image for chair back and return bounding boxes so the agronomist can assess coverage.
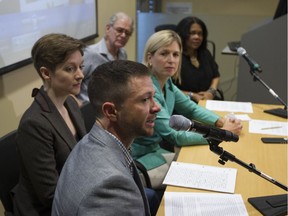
[80,102,97,132]
[207,40,216,60]
[0,130,19,215]
[154,24,176,32]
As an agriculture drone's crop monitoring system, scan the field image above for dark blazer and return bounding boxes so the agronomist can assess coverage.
[13,87,86,216]
[52,123,150,216]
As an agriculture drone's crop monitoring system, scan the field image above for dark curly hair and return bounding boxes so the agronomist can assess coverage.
[176,16,208,53]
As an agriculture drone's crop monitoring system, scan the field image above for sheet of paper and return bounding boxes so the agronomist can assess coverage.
[206,100,253,113]
[163,162,237,193]
[234,114,251,121]
[249,119,288,136]
[164,192,248,216]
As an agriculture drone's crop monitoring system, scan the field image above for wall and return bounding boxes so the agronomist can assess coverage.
[0,0,278,215]
[0,0,136,214]
[162,0,278,16]
[0,0,279,137]
[0,0,136,137]
[237,14,287,105]
[160,0,278,101]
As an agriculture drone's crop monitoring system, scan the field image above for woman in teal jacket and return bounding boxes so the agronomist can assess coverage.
[132,30,242,188]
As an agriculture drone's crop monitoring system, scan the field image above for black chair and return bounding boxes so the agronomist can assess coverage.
[154,24,176,32]
[207,40,216,61]
[80,101,97,132]
[0,130,19,216]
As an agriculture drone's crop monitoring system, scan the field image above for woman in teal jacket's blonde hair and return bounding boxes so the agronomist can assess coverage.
[132,30,242,189]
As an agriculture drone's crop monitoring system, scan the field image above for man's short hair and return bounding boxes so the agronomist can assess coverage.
[88,60,150,118]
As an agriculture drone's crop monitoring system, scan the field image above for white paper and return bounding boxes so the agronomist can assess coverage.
[164,192,248,216]
[234,114,251,121]
[206,100,253,113]
[163,162,237,193]
[249,119,288,136]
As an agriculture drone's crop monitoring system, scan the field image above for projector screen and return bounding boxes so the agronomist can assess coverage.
[0,0,98,75]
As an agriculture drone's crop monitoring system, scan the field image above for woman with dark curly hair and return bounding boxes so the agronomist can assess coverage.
[174,16,222,103]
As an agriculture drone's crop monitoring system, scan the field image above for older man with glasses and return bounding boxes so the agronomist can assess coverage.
[77,12,134,103]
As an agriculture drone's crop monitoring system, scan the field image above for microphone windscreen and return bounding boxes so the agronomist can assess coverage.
[169,115,191,131]
[236,47,246,56]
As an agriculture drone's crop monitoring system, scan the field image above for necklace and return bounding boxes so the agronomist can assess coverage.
[190,56,199,68]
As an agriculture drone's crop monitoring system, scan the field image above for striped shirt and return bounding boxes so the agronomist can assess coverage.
[105,130,134,176]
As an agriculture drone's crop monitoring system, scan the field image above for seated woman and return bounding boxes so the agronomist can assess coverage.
[174,16,222,103]
[132,30,242,189]
[13,33,87,216]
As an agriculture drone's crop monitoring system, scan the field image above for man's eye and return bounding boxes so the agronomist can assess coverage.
[143,96,152,102]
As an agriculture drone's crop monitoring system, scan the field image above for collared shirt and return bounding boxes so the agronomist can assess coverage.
[105,130,134,176]
[77,38,128,102]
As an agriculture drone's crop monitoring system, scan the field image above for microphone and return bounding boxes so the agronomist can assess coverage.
[237,47,262,72]
[169,115,239,142]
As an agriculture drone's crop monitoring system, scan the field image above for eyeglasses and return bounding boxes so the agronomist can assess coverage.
[111,26,132,37]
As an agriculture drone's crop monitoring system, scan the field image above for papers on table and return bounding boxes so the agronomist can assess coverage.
[163,161,237,193]
[249,119,288,136]
[234,114,251,121]
[205,100,288,136]
[206,100,253,113]
[164,192,248,216]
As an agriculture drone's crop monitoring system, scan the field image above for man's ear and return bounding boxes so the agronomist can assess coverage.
[105,24,111,35]
[40,67,51,81]
[102,102,117,121]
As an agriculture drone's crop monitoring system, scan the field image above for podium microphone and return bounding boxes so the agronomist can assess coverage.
[169,115,239,142]
[237,47,262,73]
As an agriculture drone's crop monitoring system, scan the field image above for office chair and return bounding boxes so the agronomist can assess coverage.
[154,24,176,32]
[0,130,19,216]
[80,101,97,132]
[207,40,216,60]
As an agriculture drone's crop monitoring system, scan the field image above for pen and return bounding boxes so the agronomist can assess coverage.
[261,126,282,130]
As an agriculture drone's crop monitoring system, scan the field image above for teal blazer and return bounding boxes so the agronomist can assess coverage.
[132,75,220,170]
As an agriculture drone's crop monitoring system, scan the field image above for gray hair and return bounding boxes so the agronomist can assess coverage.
[108,12,134,32]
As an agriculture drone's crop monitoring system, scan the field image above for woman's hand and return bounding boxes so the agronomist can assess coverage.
[198,91,214,100]
[216,117,243,135]
[192,92,213,102]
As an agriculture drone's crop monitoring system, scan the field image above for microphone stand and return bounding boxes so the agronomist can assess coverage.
[207,138,287,216]
[248,67,287,118]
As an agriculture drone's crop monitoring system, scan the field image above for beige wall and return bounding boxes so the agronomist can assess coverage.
[0,0,136,137]
[0,1,133,210]
[162,0,277,16]
[161,0,278,101]
[0,0,279,137]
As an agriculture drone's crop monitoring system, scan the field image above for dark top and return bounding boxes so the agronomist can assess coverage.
[13,86,86,216]
[175,49,220,93]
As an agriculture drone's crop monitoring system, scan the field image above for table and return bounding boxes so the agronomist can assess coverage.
[156,102,287,216]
